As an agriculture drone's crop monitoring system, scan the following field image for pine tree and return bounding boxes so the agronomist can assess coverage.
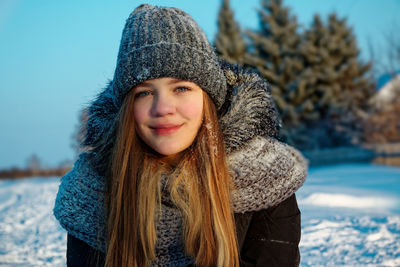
[325,14,374,112]
[298,14,332,118]
[214,0,375,149]
[319,14,374,147]
[245,0,304,141]
[214,0,247,65]
[292,13,375,149]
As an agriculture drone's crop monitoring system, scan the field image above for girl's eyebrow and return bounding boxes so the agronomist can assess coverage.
[166,78,183,85]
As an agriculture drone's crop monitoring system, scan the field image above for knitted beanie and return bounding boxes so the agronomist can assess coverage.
[111,4,227,109]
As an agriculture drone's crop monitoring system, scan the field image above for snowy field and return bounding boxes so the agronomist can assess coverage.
[297,164,400,266]
[0,164,399,266]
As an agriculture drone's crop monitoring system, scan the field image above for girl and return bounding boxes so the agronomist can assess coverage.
[54,4,307,267]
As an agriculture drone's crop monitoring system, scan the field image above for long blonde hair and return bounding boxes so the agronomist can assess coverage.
[105,89,239,267]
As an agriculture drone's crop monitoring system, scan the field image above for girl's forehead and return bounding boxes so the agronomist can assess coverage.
[136,77,201,88]
[142,77,181,84]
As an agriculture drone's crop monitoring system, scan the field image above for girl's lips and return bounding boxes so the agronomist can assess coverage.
[150,124,183,135]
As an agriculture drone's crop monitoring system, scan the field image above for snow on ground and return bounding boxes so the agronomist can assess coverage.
[0,163,399,266]
[0,178,66,267]
[297,164,400,266]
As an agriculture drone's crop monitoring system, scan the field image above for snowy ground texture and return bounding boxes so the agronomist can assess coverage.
[0,164,399,266]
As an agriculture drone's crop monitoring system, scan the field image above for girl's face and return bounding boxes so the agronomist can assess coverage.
[132,77,204,157]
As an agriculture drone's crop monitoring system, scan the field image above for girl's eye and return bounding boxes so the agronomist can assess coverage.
[175,86,189,93]
[134,91,151,98]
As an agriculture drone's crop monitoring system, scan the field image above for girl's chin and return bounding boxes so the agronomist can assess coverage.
[154,146,185,157]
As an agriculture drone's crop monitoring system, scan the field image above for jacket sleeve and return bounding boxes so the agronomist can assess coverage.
[239,194,301,267]
[67,234,105,267]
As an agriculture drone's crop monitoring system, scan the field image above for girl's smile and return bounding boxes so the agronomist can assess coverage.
[150,123,183,135]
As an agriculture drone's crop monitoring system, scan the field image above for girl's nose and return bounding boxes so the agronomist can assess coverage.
[151,93,175,117]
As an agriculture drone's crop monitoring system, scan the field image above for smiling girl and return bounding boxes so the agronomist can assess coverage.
[54,4,307,267]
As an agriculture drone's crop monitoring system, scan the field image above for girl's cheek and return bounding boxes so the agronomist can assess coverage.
[133,105,148,124]
[181,102,203,118]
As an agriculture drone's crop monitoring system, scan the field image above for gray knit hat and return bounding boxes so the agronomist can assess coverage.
[111,4,227,109]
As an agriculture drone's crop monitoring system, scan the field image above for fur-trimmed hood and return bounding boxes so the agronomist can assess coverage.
[54,62,308,252]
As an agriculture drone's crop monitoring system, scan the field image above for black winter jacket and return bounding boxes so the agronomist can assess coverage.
[66,194,301,267]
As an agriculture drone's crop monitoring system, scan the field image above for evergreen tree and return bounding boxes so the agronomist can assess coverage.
[214,0,247,65]
[282,14,375,149]
[325,14,374,112]
[298,15,331,118]
[297,13,375,148]
[285,14,344,149]
[213,0,375,149]
[245,0,304,141]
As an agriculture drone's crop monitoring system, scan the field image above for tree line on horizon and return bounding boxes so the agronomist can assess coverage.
[0,154,72,179]
[214,0,400,150]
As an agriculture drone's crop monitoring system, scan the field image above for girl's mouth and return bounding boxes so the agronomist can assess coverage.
[150,124,183,135]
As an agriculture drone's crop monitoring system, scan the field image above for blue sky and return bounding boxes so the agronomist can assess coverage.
[1,0,399,169]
